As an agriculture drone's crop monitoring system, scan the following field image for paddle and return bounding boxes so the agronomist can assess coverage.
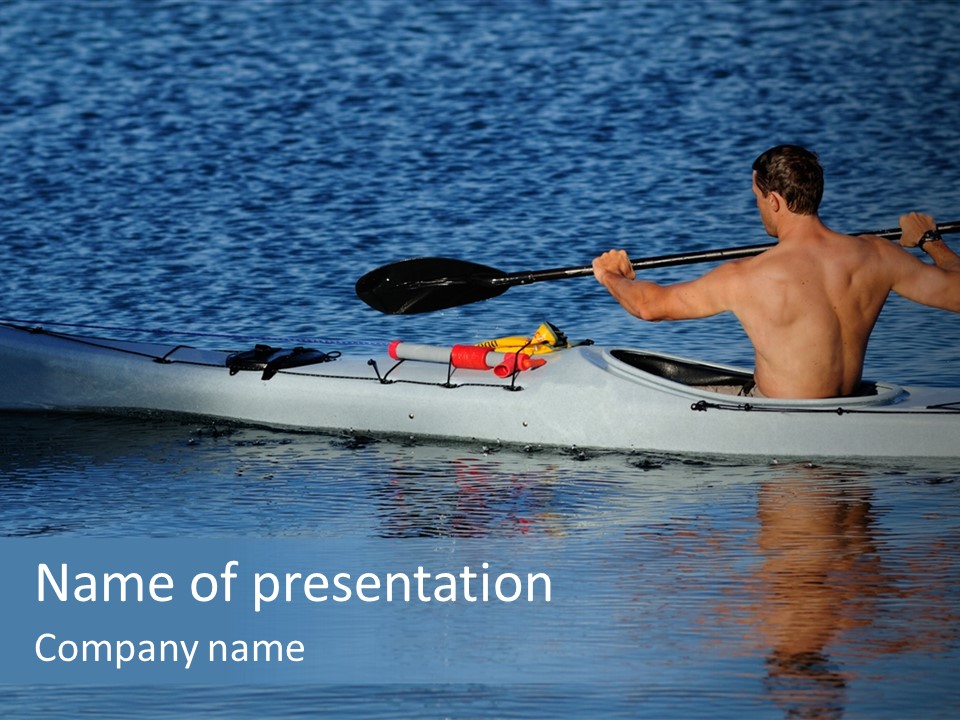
[356,220,960,315]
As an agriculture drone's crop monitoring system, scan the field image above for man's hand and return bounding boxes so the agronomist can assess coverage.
[592,249,636,285]
[899,212,937,248]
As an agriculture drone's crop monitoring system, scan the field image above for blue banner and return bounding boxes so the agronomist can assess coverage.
[2,537,564,685]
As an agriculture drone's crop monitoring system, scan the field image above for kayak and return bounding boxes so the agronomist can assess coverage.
[1,322,958,459]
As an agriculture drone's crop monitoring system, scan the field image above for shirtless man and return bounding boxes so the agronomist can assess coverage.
[592,145,960,399]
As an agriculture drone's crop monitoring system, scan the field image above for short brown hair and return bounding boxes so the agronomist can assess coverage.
[752,145,823,215]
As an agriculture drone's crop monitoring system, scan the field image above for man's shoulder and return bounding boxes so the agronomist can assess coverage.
[820,229,900,260]
[849,231,914,262]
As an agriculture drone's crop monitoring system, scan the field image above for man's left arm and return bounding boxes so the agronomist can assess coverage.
[899,212,960,272]
[887,237,960,313]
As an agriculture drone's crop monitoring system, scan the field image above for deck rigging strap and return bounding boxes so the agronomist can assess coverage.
[691,400,960,415]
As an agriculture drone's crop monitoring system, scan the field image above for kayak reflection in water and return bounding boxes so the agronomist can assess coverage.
[592,145,960,399]
[371,455,568,539]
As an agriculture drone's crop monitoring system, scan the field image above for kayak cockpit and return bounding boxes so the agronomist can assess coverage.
[610,349,755,392]
[606,349,905,407]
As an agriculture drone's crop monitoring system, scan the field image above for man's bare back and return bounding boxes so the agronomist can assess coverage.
[592,146,960,399]
[724,227,899,397]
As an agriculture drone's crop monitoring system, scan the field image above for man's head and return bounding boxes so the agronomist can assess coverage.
[752,145,823,216]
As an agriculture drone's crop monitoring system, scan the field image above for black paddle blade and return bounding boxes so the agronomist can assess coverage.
[355,257,509,314]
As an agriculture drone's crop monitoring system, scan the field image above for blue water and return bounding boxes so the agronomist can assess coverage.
[2,0,960,717]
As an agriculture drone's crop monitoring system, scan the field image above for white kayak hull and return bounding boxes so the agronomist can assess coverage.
[1,323,958,459]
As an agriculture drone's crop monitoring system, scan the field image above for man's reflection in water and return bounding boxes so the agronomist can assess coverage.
[751,464,957,719]
[753,467,877,719]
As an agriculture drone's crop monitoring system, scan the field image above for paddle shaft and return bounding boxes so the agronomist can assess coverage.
[490,220,960,288]
[355,219,960,314]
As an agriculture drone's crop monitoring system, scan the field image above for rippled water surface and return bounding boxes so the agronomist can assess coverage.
[2,0,960,717]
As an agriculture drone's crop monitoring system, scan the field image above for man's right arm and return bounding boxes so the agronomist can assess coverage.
[899,212,960,271]
[592,249,738,322]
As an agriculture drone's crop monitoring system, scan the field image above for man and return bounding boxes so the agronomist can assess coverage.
[592,145,960,399]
